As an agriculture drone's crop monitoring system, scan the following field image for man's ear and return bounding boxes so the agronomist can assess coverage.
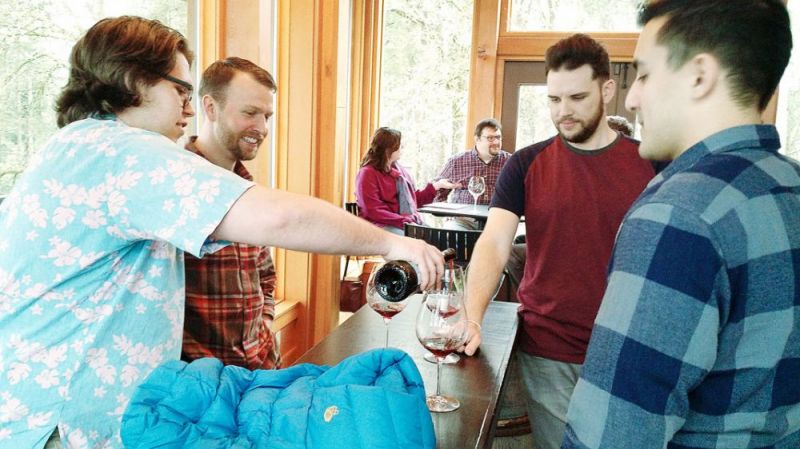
[124,74,142,104]
[687,53,720,101]
[202,95,217,121]
[601,78,617,105]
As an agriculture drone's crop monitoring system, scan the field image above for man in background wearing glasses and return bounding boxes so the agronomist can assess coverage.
[432,118,511,230]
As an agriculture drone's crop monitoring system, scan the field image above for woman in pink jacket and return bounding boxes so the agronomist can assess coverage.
[355,127,458,235]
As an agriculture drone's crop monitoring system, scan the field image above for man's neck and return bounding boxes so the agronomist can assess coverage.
[475,148,495,163]
[670,102,764,160]
[568,124,618,151]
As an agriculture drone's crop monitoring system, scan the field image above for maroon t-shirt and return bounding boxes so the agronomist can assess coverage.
[492,134,655,363]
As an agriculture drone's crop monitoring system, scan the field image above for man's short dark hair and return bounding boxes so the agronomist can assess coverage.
[199,57,277,104]
[55,16,193,127]
[474,118,502,137]
[639,0,791,111]
[545,33,610,81]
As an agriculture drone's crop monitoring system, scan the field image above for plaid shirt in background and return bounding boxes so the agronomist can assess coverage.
[433,148,511,204]
[181,138,280,370]
[563,125,800,448]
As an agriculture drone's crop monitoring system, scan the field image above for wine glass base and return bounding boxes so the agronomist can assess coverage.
[426,394,460,413]
[424,352,460,364]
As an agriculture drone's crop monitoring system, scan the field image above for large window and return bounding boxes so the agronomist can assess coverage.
[516,85,553,149]
[508,0,640,32]
[379,0,473,186]
[0,1,192,196]
[776,0,800,161]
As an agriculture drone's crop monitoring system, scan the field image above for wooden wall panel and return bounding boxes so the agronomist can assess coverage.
[275,0,346,359]
[466,0,501,149]
[308,0,344,346]
[497,33,638,61]
[225,0,275,186]
[198,0,224,71]
[345,0,384,201]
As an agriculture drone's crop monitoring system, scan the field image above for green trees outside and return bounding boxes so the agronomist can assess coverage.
[2,0,797,197]
[379,0,473,186]
[0,1,187,195]
[508,0,639,32]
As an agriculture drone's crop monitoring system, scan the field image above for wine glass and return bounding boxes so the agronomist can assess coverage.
[416,271,468,413]
[468,176,486,209]
[423,266,464,364]
[366,262,409,347]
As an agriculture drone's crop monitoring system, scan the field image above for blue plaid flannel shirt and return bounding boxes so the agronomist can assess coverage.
[563,125,800,449]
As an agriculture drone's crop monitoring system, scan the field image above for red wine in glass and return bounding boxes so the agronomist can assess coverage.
[423,265,465,365]
[420,336,460,359]
[371,302,406,320]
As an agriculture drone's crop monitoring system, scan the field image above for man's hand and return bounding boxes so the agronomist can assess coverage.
[433,178,461,191]
[461,320,482,356]
[383,235,444,291]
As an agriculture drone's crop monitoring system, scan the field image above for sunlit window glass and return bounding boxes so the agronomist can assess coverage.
[776,0,799,161]
[509,0,641,32]
[515,85,554,150]
[380,0,473,185]
[0,1,192,196]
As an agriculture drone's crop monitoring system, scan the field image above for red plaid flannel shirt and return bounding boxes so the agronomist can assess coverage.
[433,148,511,203]
[181,138,280,369]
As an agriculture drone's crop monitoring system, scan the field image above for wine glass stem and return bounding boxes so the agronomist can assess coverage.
[383,319,390,347]
[435,359,443,396]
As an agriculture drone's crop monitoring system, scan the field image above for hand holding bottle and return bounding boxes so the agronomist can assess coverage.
[376,247,456,301]
[382,235,444,291]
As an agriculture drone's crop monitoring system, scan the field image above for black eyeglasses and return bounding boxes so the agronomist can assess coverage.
[160,73,194,109]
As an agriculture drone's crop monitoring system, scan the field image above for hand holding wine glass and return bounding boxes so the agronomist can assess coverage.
[416,271,468,413]
[468,175,486,208]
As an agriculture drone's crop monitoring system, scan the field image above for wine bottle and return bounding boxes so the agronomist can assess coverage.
[374,248,456,302]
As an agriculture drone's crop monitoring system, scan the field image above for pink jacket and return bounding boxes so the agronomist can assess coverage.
[355,163,435,230]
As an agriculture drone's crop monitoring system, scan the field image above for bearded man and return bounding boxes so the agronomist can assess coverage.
[181,57,281,370]
[460,34,658,449]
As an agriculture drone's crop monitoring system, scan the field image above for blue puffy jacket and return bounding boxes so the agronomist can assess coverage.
[121,348,435,448]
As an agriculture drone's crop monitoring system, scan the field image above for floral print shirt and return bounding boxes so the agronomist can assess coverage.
[0,116,252,449]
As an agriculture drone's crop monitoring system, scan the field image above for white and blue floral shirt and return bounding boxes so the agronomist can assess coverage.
[0,116,252,449]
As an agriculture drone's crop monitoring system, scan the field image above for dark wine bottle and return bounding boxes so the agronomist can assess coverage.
[374,248,456,302]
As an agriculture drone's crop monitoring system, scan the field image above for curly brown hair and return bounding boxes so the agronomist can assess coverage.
[55,16,193,127]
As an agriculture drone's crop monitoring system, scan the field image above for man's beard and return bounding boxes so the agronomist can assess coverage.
[558,97,604,144]
[218,123,261,161]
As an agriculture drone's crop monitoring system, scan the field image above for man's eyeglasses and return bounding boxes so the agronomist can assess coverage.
[481,135,502,142]
[160,73,194,109]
